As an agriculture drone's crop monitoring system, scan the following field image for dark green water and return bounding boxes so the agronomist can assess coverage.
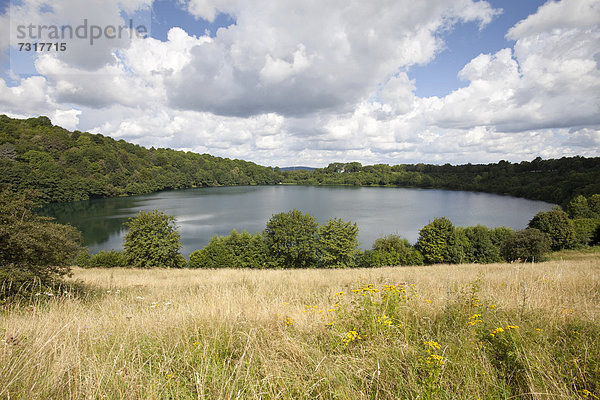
[40,185,555,257]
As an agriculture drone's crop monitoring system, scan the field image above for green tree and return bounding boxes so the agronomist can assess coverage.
[189,230,272,269]
[500,228,550,262]
[415,217,463,264]
[572,218,600,247]
[123,210,186,268]
[317,218,359,268]
[369,234,423,266]
[528,208,576,251]
[588,194,600,218]
[460,225,502,264]
[566,195,591,219]
[0,189,81,298]
[264,209,318,268]
[189,235,234,269]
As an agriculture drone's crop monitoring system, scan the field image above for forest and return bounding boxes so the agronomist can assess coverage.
[0,115,281,202]
[281,159,600,206]
[1,115,599,206]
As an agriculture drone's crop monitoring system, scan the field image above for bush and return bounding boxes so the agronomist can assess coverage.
[264,209,319,268]
[88,250,127,268]
[588,194,600,217]
[459,225,503,264]
[123,210,186,268]
[317,218,359,268]
[567,195,592,219]
[0,189,81,298]
[189,230,272,269]
[500,228,550,262]
[189,236,234,269]
[416,217,465,264]
[528,208,576,251]
[572,218,600,247]
[364,235,423,267]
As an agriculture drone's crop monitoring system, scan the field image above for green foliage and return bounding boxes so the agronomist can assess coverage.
[189,236,234,269]
[500,228,550,262]
[317,218,359,268]
[0,115,281,203]
[528,208,577,251]
[282,157,600,205]
[567,195,592,219]
[264,210,319,268]
[89,250,127,268]
[123,210,186,268]
[362,235,424,267]
[189,230,272,269]
[572,218,600,247]
[415,217,464,264]
[588,194,600,216]
[0,188,81,298]
[459,225,504,264]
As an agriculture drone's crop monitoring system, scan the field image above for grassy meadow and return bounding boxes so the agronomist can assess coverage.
[2,254,600,399]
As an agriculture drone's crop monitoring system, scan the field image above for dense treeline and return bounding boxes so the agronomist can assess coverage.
[0,115,280,202]
[282,158,600,205]
[1,115,599,206]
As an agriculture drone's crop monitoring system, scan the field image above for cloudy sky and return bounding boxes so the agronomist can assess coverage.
[0,0,599,167]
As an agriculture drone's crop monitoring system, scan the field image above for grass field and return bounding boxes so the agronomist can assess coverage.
[2,255,600,399]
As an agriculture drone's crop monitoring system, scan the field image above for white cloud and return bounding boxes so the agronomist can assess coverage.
[166,0,499,117]
[0,0,599,167]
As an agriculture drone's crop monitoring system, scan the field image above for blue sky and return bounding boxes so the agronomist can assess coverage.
[409,0,546,97]
[0,0,599,167]
[150,0,235,40]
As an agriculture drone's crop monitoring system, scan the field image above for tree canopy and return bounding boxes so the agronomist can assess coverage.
[0,188,81,298]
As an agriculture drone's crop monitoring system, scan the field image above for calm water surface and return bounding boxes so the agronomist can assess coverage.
[40,186,555,257]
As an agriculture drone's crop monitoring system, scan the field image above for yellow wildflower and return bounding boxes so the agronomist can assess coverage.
[423,340,441,350]
[343,330,363,345]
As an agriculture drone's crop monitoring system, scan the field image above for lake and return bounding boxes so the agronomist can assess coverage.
[40,185,556,257]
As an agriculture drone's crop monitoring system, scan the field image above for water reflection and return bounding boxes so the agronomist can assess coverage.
[39,186,556,257]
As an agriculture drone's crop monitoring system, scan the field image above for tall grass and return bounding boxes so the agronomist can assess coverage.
[1,257,599,399]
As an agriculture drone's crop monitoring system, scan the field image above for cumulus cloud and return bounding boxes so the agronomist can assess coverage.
[0,0,599,167]
[166,0,499,117]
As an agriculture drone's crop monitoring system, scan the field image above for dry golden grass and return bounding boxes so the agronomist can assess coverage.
[1,256,599,399]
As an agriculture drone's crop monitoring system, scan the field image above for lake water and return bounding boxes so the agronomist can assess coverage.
[40,185,556,257]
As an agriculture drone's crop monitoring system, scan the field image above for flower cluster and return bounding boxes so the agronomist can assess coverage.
[343,330,362,345]
[377,314,393,326]
[490,325,519,337]
[351,284,379,296]
[467,313,483,326]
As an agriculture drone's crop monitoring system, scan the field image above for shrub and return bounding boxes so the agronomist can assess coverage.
[264,209,319,268]
[572,218,600,247]
[189,230,272,269]
[416,217,464,264]
[317,218,359,268]
[588,194,600,217]
[500,228,550,262]
[87,250,127,268]
[189,236,234,269]
[366,235,423,267]
[528,208,576,251]
[566,195,591,219]
[123,210,186,268]
[226,230,272,269]
[0,189,81,298]
[460,225,503,264]
[490,226,514,248]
